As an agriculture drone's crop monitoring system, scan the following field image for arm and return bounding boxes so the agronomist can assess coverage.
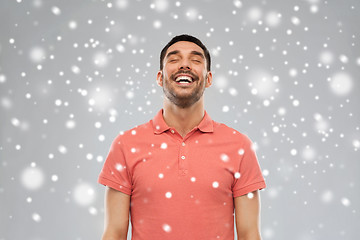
[101,186,131,240]
[234,190,262,240]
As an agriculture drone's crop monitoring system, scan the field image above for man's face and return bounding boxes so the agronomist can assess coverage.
[157,41,212,109]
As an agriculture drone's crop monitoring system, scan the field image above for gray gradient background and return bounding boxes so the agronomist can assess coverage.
[0,0,359,239]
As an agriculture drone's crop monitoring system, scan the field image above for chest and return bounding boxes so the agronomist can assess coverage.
[125,136,241,203]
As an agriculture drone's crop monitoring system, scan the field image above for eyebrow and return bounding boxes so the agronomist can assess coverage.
[190,50,205,59]
[166,50,205,59]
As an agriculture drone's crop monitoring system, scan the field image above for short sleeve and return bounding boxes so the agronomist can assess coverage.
[98,134,132,195]
[232,135,266,198]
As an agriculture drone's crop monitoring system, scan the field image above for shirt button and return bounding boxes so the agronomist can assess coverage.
[171,129,175,134]
[181,156,185,160]
[182,142,186,146]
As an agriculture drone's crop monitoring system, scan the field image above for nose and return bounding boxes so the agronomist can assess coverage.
[179,59,191,70]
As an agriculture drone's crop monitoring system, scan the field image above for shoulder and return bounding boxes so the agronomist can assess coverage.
[113,120,153,143]
[212,120,254,147]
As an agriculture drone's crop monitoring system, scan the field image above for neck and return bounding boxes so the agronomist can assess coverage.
[162,98,205,138]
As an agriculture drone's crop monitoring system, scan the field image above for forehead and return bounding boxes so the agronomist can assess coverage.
[165,41,204,56]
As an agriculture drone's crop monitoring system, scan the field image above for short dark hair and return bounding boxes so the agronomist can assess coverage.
[160,34,211,71]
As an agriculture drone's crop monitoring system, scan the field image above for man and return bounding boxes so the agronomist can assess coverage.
[98,34,266,240]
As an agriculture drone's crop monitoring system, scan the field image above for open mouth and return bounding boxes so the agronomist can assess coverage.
[175,75,193,84]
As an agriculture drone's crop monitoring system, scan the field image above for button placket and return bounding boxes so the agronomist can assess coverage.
[178,139,189,176]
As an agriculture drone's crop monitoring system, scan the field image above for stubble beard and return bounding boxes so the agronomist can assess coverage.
[162,71,207,109]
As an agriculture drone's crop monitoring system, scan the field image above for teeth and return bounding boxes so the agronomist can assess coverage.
[175,76,192,82]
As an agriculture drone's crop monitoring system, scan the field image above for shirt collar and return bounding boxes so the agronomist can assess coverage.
[152,109,213,134]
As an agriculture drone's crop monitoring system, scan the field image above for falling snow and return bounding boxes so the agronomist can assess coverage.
[162,223,172,233]
[0,0,359,240]
[73,183,96,206]
[20,165,45,190]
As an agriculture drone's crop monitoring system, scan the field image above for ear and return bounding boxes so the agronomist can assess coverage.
[156,70,163,87]
[205,71,213,88]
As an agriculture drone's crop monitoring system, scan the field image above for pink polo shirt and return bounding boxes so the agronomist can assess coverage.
[98,109,266,240]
